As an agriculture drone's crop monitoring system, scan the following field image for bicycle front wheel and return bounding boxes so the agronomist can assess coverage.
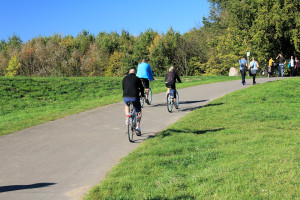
[140,96,144,108]
[167,93,173,113]
[175,91,179,109]
[148,88,152,105]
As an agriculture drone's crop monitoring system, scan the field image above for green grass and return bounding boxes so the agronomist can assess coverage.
[85,78,300,200]
[0,75,239,136]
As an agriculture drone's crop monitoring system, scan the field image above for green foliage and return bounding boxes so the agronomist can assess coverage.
[0,0,299,77]
[85,78,300,199]
[104,51,126,77]
[5,55,21,77]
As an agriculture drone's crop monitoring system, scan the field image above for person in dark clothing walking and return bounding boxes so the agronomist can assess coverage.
[239,56,248,85]
[122,69,144,135]
[276,54,286,77]
[165,66,181,104]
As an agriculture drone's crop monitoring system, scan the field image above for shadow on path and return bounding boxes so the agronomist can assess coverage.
[180,100,208,104]
[150,100,208,108]
[0,183,56,193]
[132,132,156,143]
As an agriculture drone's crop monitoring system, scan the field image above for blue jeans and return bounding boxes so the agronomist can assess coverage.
[240,70,246,84]
[278,64,284,77]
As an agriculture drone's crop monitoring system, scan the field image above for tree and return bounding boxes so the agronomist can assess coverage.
[6,55,21,76]
[104,51,126,77]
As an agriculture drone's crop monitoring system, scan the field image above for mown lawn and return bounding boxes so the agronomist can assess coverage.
[0,75,239,136]
[85,78,300,200]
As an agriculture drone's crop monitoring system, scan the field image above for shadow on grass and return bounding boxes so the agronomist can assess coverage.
[0,183,56,193]
[132,127,225,143]
[179,102,224,112]
[159,128,225,138]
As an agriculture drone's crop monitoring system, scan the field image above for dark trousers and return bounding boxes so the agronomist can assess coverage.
[240,70,246,84]
[252,74,256,84]
[290,67,294,76]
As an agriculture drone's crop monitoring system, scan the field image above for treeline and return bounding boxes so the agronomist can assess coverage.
[0,0,299,77]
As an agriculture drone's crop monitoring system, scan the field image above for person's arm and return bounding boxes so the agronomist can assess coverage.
[176,73,182,83]
[256,61,259,68]
[148,65,154,81]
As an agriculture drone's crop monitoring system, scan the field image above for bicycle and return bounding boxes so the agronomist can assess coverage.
[140,79,152,107]
[167,89,179,113]
[258,65,268,76]
[127,101,137,142]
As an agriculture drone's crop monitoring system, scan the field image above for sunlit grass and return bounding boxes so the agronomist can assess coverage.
[85,78,300,199]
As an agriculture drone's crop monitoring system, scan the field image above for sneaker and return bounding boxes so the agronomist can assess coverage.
[145,99,150,105]
[125,118,130,125]
[136,127,141,136]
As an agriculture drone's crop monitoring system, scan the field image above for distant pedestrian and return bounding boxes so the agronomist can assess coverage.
[268,57,274,78]
[249,57,259,85]
[276,54,286,77]
[239,56,248,85]
[289,56,295,76]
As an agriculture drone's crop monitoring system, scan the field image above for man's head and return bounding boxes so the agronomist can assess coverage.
[129,69,136,74]
[169,66,175,72]
[142,59,146,63]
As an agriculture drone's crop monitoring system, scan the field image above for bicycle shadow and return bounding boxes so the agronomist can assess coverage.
[132,127,225,142]
[0,183,56,193]
[179,102,223,112]
[132,132,156,143]
[159,128,225,138]
[149,100,208,109]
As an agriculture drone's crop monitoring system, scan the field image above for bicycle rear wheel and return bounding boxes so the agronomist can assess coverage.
[148,88,152,105]
[127,103,136,142]
[175,91,179,109]
[167,93,173,113]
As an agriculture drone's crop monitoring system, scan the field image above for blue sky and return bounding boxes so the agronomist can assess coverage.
[0,0,211,42]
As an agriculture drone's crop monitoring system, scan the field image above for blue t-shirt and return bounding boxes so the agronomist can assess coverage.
[136,62,154,81]
[239,58,247,70]
[250,61,258,69]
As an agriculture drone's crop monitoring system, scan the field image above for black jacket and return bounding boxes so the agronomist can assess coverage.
[165,71,181,88]
[122,73,144,98]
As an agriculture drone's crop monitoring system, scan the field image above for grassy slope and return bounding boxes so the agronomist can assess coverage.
[85,78,300,200]
[0,76,239,136]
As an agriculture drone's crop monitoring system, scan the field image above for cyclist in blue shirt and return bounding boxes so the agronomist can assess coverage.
[136,59,154,104]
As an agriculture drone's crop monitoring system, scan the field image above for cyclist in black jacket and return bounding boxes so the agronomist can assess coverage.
[165,66,181,103]
[122,69,144,135]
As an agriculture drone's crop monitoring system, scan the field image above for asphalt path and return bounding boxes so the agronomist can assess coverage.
[0,77,286,200]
